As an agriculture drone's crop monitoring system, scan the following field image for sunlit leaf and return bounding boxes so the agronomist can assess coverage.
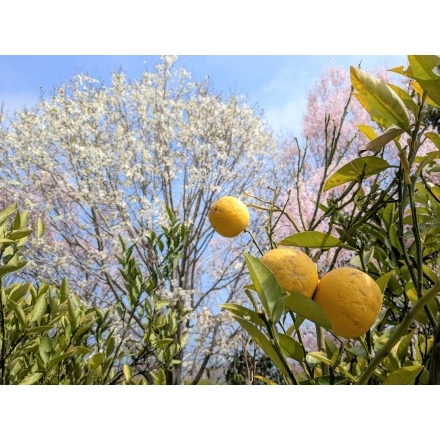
[364,125,404,153]
[278,333,305,363]
[244,253,287,324]
[323,157,390,192]
[408,55,440,107]
[284,290,332,330]
[375,270,396,294]
[383,364,423,385]
[221,303,266,327]
[19,373,42,385]
[123,364,133,382]
[0,203,17,226]
[254,375,277,385]
[89,352,104,370]
[357,124,377,141]
[425,132,440,150]
[351,66,410,131]
[279,231,354,250]
[30,294,47,323]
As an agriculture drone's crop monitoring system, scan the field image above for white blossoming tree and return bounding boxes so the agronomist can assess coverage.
[0,56,276,383]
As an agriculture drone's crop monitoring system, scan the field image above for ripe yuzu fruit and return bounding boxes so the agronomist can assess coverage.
[260,248,319,309]
[313,267,383,339]
[208,196,250,238]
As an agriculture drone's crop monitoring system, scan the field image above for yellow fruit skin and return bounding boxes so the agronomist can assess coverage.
[260,248,319,308]
[313,267,383,339]
[208,196,250,238]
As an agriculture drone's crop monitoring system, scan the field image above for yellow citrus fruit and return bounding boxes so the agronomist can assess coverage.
[208,196,250,238]
[313,267,383,339]
[260,248,319,308]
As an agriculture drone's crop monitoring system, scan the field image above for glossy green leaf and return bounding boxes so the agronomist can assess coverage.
[8,300,27,328]
[39,334,51,365]
[396,330,415,364]
[106,335,115,357]
[0,203,17,226]
[254,375,277,385]
[284,290,332,330]
[123,364,133,382]
[357,124,377,141]
[383,364,423,385]
[221,303,266,327]
[425,132,440,150]
[30,295,47,323]
[279,231,353,250]
[278,333,305,363]
[323,157,390,192]
[0,260,28,277]
[19,373,42,385]
[46,352,75,372]
[89,353,104,370]
[8,229,33,240]
[67,297,78,331]
[408,55,440,107]
[60,278,70,303]
[8,282,31,302]
[244,253,287,324]
[37,217,45,239]
[232,315,291,379]
[375,270,395,294]
[351,66,410,130]
[364,125,404,153]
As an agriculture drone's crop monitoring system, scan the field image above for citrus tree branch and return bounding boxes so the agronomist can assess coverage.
[356,280,440,385]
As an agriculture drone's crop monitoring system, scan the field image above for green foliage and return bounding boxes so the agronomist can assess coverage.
[0,203,190,384]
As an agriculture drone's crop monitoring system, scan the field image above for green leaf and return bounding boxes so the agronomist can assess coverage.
[364,125,404,153]
[156,338,174,348]
[323,157,390,192]
[37,217,45,239]
[19,373,43,385]
[375,270,395,294]
[232,315,292,379]
[350,66,410,130]
[244,253,287,324]
[88,352,104,370]
[383,364,423,385]
[221,303,266,327]
[357,124,377,141]
[0,260,28,278]
[8,229,33,240]
[60,278,70,303]
[425,132,440,150]
[278,333,305,363]
[254,375,277,385]
[396,330,415,364]
[39,334,51,365]
[408,55,440,107]
[279,231,353,250]
[71,346,92,356]
[106,335,116,357]
[284,290,332,330]
[46,352,75,372]
[0,203,17,226]
[123,364,133,382]
[67,297,78,331]
[8,300,27,328]
[8,282,31,302]
[30,295,47,323]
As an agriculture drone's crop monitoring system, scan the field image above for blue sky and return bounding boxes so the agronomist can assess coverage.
[1,55,408,135]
